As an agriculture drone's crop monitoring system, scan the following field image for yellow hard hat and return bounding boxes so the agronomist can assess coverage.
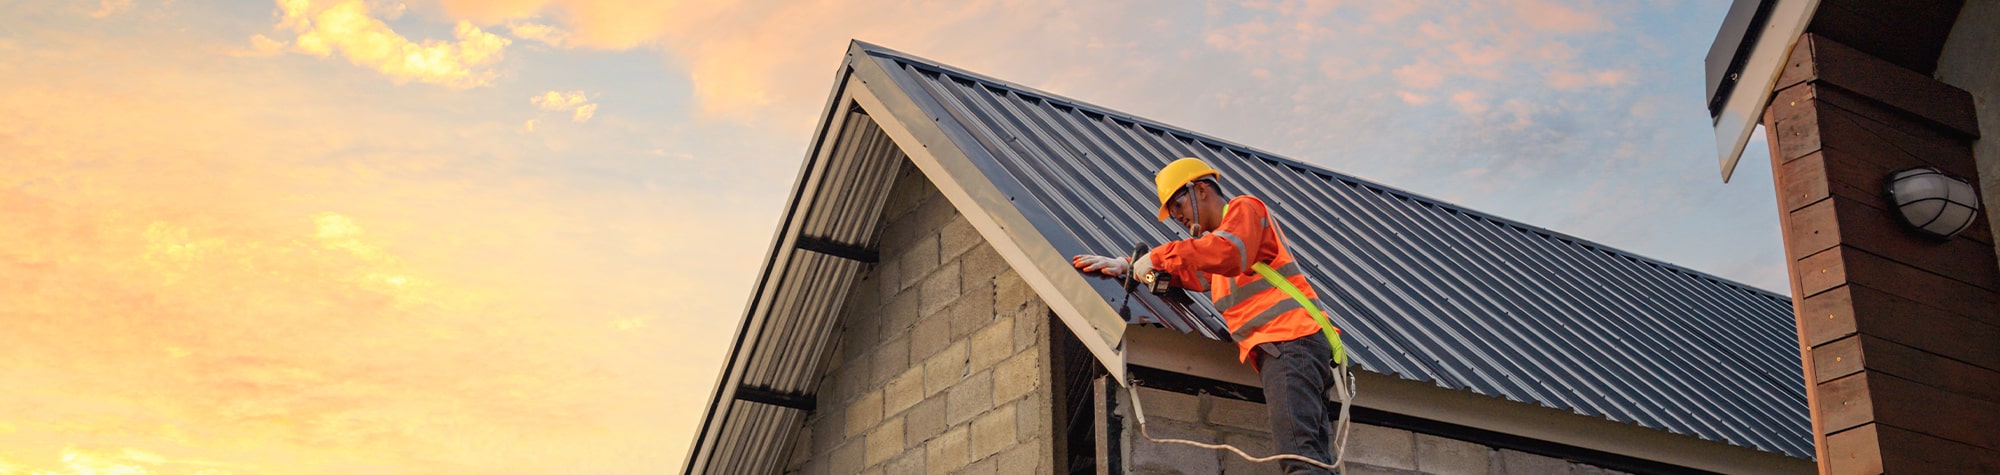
[1154,157,1220,220]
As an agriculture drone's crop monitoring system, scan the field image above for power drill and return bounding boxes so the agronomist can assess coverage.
[1123,243,1176,296]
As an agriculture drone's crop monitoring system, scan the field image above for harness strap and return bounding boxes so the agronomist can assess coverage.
[1250,262,1346,366]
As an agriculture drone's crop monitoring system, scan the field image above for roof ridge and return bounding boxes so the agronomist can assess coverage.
[849,40,1789,302]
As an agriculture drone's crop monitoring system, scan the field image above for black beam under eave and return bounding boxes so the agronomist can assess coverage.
[796,235,878,263]
[735,385,815,411]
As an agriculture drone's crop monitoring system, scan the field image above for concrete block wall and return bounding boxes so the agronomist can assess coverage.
[785,166,1054,475]
[1114,387,1635,475]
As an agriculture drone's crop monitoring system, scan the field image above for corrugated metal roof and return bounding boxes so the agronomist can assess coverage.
[859,44,1810,459]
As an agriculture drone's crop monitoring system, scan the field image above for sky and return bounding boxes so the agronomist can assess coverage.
[1,0,1783,473]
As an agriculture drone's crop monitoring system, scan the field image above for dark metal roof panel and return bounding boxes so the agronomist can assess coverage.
[859,45,1810,460]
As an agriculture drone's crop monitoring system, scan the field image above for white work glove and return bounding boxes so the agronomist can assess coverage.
[1071,254,1129,277]
[1132,252,1158,284]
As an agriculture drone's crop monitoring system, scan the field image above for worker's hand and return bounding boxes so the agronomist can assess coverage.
[1072,254,1129,277]
[1131,253,1158,284]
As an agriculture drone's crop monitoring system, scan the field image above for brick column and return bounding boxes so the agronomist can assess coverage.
[1761,33,2000,474]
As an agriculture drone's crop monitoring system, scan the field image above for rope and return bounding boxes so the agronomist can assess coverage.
[1125,362,1358,473]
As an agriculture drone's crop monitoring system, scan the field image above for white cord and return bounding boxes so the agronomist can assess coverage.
[1125,363,1357,473]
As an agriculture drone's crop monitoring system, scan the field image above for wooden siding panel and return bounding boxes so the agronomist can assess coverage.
[1810,336,1864,384]
[1832,246,2000,321]
[1866,371,2000,451]
[1817,372,1873,434]
[1777,151,1831,213]
[1804,195,2000,291]
[1804,34,1979,137]
[1798,285,1857,348]
[1851,335,2000,404]
[1846,284,2000,371]
[1828,424,2000,475]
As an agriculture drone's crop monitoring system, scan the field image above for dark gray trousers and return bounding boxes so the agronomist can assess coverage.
[1255,332,1336,475]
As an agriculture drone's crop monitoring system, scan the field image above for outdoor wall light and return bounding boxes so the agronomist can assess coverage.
[1886,167,1982,239]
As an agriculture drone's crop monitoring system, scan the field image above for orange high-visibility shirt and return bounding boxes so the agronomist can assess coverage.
[1150,196,1334,364]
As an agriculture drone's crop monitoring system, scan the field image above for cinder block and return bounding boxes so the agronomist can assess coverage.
[994,269,1036,312]
[872,333,910,386]
[957,455,999,475]
[910,316,951,362]
[843,312,882,364]
[1014,392,1048,439]
[969,316,1014,372]
[905,396,947,443]
[900,233,940,291]
[1335,464,1406,475]
[949,281,996,340]
[866,417,907,467]
[881,168,928,223]
[1345,423,1416,470]
[994,440,1042,474]
[877,257,904,307]
[846,273,883,317]
[829,440,865,475]
[923,341,967,397]
[992,351,1040,404]
[883,286,924,335]
[1205,394,1270,433]
[885,449,924,475]
[886,366,924,417]
[913,192,958,241]
[1132,387,1200,423]
[848,390,885,437]
[921,262,962,317]
[1125,419,1219,475]
[1011,306,1043,353]
[1218,432,1282,475]
[940,216,981,263]
[946,370,994,426]
[1498,449,1573,475]
[811,406,844,456]
[956,242,1005,288]
[924,426,970,475]
[1415,433,1489,475]
[970,402,1019,459]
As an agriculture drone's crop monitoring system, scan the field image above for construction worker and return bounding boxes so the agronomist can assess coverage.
[1073,157,1345,475]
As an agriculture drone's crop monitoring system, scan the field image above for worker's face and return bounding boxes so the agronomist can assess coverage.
[1166,185,1209,235]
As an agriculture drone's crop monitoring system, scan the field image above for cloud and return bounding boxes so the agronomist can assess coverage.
[88,0,133,17]
[275,0,511,88]
[1395,90,1433,105]
[1546,69,1632,89]
[531,90,588,110]
[1507,0,1610,32]
[530,90,597,122]
[1450,90,1488,114]
[508,21,568,46]
[237,34,288,57]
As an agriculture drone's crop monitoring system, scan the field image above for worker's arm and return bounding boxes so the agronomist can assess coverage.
[1149,196,1268,288]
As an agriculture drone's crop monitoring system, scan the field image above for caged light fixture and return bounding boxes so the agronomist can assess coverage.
[1886,167,1982,239]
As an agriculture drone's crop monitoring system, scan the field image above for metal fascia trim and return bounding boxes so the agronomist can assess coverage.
[1711,0,1819,182]
[843,48,1131,385]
